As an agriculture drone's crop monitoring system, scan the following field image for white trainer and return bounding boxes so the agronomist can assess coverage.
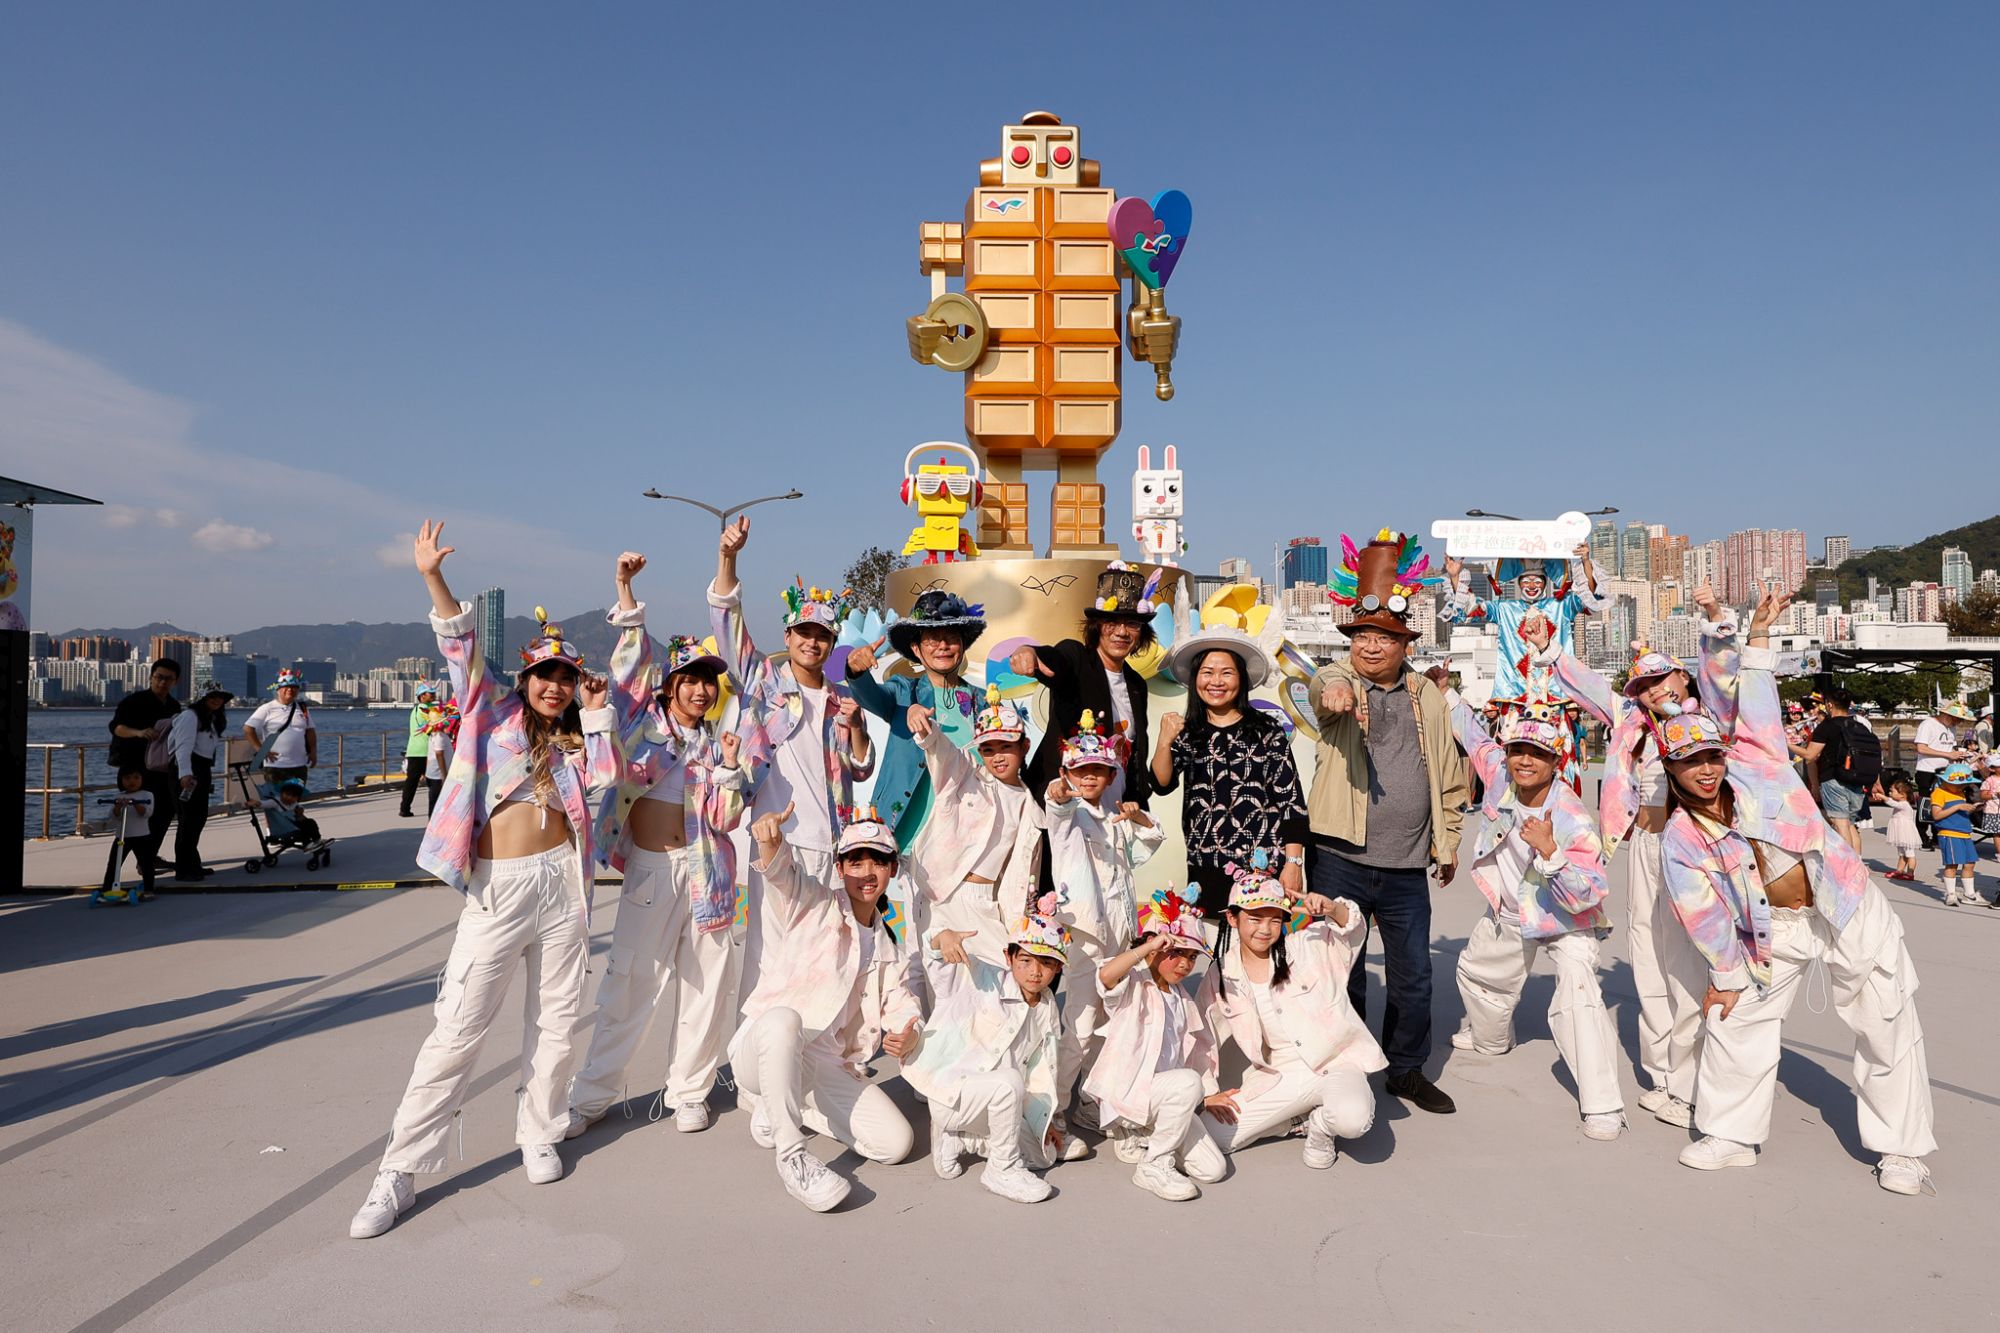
[932,1121,966,1180]
[1679,1135,1756,1171]
[348,1169,414,1239]
[777,1147,850,1213]
[980,1162,1052,1204]
[1302,1108,1339,1170]
[674,1101,711,1133]
[1652,1095,1696,1129]
[746,1096,775,1149]
[563,1108,604,1141]
[1877,1154,1932,1196]
[1635,1087,1672,1115]
[1113,1129,1148,1165]
[1451,1027,1510,1055]
[1581,1113,1626,1142]
[522,1144,564,1184]
[1057,1133,1089,1162]
[1133,1159,1200,1201]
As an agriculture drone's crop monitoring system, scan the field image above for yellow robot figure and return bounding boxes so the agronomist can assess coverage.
[907,111,1182,558]
[900,442,981,564]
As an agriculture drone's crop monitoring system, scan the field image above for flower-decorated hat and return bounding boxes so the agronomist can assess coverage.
[1225,850,1290,914]
[1622,650,1685,699]
[1167,582,1278,688]
[834,804,899,858]
[1328,529,1442,640]
[416,679,442,701]
[1136,883,1207,950]
[271,668,306,691]
[194,679,235,702]
[1658,709,1730,761]
[782,579,856,634]
[1500,700,1570,757]
[1060,709,1130,771]
[973,683,1028,746]
[519,606,587,674]
[886,590,987,658]
[1938,700,1976,722]
[1086,561,1163,622]
[418,699,461,738]
[1009,891,1071,964]
[1939,762,1978,787]
[659,633,725,680]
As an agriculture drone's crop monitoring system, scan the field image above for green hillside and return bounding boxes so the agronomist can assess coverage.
[1822,514,2000,601]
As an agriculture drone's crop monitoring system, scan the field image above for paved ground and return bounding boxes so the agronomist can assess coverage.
[4,818,1997,1333]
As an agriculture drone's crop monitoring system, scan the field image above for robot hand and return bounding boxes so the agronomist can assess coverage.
[907,314,948,366]
[1127,303,1180,367]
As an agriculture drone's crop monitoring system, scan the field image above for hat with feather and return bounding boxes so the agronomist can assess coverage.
[1327,530,1442,640]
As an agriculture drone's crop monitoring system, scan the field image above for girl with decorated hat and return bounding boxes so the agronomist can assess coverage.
[901,896,1070,1204]
[1654,590,1934,1196]
[736,803,924,1212]
[352,521,618,1240]
[567,549,754,1142]
[1193,853,1383,1170]
[1439,686,1625,1142]
[1084,886,1227,1201]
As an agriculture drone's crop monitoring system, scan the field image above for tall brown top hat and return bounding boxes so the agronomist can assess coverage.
[1327,529,1442,640]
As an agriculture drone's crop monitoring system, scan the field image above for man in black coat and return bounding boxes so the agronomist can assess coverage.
[108,657,184,889]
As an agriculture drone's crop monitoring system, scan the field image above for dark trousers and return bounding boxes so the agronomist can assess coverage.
[1915,771,1939,850]
[102,838,154,893]
[1312,846,1433,1077]
[138,769,178,884]
[398,756,429,815]
[174,756,213,876]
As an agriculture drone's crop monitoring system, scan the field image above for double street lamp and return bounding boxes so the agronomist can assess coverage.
[642,487,805,529]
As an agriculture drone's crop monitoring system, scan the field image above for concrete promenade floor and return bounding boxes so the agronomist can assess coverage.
[4,812,1998,1332]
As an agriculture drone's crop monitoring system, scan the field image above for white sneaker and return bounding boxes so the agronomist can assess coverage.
[1635,1087,1672,1115]
[522,1144,564,1184]
[674,1100,711,1133]
[980,1162,1052,1204]
[1133,1158,1200,1201]
[777,1147,850,1213]
[1679,1135,1756,1171]
[1057,1133,1089,1162]
[1302,1108,1339,1170]
[932,1122,966,1180]
[1450,1027,1510,1055]
[1581,1113,1626,1142]
[747,1096,775,1150]
[1652,1095,1695,1129]
[1877,1154,1932,1196]
[563,1108,604,1141]
[348,1169,414,1239]
[1944,889,1962,906]
[1112,1128,1148,1165]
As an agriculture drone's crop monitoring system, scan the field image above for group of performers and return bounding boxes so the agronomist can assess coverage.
[348,517,1937,1237]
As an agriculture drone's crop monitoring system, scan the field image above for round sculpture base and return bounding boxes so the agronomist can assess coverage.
[888,557,1188,657]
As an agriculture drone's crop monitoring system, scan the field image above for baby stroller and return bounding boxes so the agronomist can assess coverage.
[231,764,336,874]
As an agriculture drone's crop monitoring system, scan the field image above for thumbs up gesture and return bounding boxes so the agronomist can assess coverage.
[751,801,796,854]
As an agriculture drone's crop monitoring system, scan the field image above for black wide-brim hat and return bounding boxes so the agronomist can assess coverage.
[887,590,987,658]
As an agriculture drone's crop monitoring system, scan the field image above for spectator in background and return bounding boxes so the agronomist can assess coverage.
[168,680,233,880]
[243,667,318,786]
[1801,688,1877,854]
[399,683,442,818]
[1912,702,1971,851]
[108,657,183,888]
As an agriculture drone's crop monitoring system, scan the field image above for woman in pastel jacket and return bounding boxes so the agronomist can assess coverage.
[737,803,924,1213]
[908,687,1039,968]
[1658,590,1935,1196]
[1442,691,1624,1140]
[1195,856,1383,1170]
[351,521,617,1241]
[567,551,750,1138]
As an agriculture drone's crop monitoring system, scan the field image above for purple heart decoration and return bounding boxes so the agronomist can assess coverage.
[1106,189,1191,290]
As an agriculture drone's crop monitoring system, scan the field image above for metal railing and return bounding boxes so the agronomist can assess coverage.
[27,731,407,839]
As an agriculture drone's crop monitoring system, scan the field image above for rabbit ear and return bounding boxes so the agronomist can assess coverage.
[1164,445,1177,470]
[1136,445,1150,471]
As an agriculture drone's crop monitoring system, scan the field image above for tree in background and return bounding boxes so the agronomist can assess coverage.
[1944,585,2000,637]
[843,546,907,612]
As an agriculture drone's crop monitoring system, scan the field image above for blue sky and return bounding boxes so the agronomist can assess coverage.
[5,2,1995,638]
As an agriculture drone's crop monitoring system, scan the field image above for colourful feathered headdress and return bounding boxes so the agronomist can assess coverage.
[1328,530,1442,639]
[1136,883,1206,949]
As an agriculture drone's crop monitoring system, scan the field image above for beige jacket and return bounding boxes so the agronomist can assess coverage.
[1306,659,1468,868]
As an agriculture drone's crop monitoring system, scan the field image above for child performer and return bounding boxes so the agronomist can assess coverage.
[909,686,1037,967]
[568,552,749,1138]
[1932,762,1983,906]
[900,898,1070,1204]
[351,521,615,1239]
[1196,853,1384,1169]
[1442,693,1625,1141]
[736,802,923,1212]
[1880,776,1920,881]
[1660,590,1935,1196]
[1085,886,1227,1201]
[1045,711,1164,1137]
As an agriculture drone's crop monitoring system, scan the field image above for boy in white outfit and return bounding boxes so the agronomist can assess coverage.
[736,802,924,1212]
[900,894,1070,1204]
[1443,694,1626,1141]
[1045,711,1164,1135]
[1085,886,1227,1202]
[908,685,1037,968]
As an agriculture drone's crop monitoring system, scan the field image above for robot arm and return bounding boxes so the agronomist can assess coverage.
[909,222,988,373]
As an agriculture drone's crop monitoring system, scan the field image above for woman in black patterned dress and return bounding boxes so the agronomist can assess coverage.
[1151,645,1309,917]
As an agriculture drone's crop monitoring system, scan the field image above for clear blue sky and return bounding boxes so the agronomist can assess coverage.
[5,2,1995,639]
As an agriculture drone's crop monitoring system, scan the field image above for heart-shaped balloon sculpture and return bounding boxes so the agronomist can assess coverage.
[1107,189,1191,290]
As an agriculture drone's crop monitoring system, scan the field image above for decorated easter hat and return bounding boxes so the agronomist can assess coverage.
[1167,582,1277,688]
[1086,561,1163,622]
[887,590,987,658]
[416,680,440,701]
[973,683,1029,746]
[1009,892,1071,964]
[1500,700,1570,757]
[1938,700,1975,722]
[1623,650,1686,698]
[1136,884,1207,950]
[1328,529,1442,640]
[1939,762,1977,787]
[519,606,587,675]
[834,805,899,858]
[658,633,725,681]
[1658,709,1730,761]
[1060,709,1130,771]
[1225,850,1290,914]
[271,668,307,691]
[782,579,856,634]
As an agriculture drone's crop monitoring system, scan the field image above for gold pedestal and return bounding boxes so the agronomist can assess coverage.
[888,557,1186,656]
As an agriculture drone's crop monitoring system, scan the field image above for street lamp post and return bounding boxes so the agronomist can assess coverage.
[1463,506,1620,522]
[642,487,805,529]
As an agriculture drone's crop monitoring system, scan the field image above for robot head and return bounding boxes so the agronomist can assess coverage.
[997,111,1083,187]
[900,443,985,518]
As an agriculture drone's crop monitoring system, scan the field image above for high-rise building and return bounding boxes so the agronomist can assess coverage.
[202,652,255,699]
[148,635,197,700]
[288,658,338,690]
[1281,538,1327,590]
[28,631,52,658]
[1649,532,1688,589]
[1682,541,1724,599]
[1589,519,1620,578]
[474,587,507,675]
[1602,596,1639,667]
[1824,535,1850,568]
[1813,578,1840,612]
[1619,523,1652,583]
[1721,528,1807,606]
[1942,546,1973,600]
[60,635,133,662]
[395,655,437,679]
[1895,583,1943,623]
[1980,569,2000,594]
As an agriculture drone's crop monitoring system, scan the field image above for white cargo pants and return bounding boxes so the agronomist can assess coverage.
[1456,912,1625,1117]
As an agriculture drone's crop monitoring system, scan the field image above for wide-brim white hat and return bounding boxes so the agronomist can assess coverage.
[1168,628,1275,690]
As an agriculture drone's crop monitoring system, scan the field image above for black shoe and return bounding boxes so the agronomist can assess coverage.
[1386,1071,1457,1114]
[398,809,414,818]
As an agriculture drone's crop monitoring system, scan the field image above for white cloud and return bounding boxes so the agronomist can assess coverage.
[377,533,417,570]
[191,519,275,553]
[154,508,182,528]
[102,505,142,528]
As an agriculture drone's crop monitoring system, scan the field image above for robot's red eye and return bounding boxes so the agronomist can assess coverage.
[1010,145,1032,166]
[1052,145,1073,167]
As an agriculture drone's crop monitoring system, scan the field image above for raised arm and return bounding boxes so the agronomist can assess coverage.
[1151,711,1184,792]
[1567,544,1608,614]
[843,643,899,723]
[706,518,776,701]
[1523,611,1619,729]
[1725,591,1797,765]
[415,519,502,710]
[1445,693,1508,796]
[1436,556,1490,625]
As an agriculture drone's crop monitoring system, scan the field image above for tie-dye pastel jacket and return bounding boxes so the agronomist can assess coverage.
[901,950,1063,1167]
[1444,697,1611,940]
[1440,559,1605,703]
[416,603,620,917]
[706,582,872,849]
[1083,965,1213,1128]
[1658,631,1872,992]
[911,722,1040,906]
[594,603,749,935]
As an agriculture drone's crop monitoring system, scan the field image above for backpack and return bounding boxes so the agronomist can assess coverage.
[1838,718,1881,786]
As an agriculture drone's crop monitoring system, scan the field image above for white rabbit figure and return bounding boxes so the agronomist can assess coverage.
[1131,444,1185,566]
